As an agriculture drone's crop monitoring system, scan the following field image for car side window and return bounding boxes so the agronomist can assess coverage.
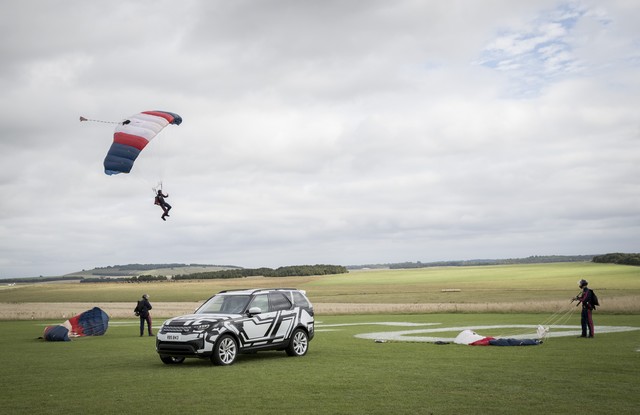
[292,291,310,308]
[249,294,269,312]
[221,296,250,314]
[269,291,292,311]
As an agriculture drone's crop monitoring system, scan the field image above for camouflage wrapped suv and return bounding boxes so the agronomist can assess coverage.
[156,288,314,365]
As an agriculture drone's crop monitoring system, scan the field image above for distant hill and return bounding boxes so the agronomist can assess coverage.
[2,263,348,283]
[2,264,241,284]
[67,263,241,278]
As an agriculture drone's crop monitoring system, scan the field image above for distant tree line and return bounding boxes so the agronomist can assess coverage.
[173,264,348,280]
[592,253,640,266]
[349,255,595,270]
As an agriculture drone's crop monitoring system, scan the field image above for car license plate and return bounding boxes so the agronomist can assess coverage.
[167,334,181,341]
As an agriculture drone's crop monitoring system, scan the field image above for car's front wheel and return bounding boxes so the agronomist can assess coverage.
[160,355,185,364]
[286,328,309,357]
[211,334,238,365]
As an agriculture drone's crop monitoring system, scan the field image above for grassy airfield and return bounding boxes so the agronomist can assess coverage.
[1,262,639,414]
[1,262,639,314]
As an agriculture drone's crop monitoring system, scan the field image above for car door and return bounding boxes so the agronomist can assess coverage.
[238,293,274,347]
[238,291,294,347]
[266,291,296,343]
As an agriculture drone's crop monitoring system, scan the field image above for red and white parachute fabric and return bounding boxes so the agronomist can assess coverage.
[103,111,182,175]
[454,329,542,346]
[454,329,495,346]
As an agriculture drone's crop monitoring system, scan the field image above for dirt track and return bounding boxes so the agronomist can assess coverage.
[1,299,623,320]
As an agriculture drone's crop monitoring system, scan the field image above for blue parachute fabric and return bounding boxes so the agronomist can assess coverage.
[158,111,182,125]
[45,325,70,342]
[103,143,141,175]
[76,307,110,336]
[488,338,542,346]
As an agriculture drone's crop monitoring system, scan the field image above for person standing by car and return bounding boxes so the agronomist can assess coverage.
[134,294,153,336]
[574,279,595,338]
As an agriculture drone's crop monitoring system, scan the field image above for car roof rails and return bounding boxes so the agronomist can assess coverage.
[218,288,300,294]
[218,288,264,294]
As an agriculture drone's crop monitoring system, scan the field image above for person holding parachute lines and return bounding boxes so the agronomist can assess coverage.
[572,279,598,338]
[80,110,182,220]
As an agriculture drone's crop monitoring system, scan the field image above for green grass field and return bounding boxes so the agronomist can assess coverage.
[2,262,639,306]
[1,262,639,414]
[2,313,639,414]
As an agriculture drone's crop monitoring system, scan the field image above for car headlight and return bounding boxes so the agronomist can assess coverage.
[193,324,211,331]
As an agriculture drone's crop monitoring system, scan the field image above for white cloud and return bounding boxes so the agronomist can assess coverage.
[1,0,639,277]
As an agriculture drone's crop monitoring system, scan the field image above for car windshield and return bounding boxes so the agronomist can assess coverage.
[196,294,251,314]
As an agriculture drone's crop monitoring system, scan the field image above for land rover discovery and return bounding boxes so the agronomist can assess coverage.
[156,288,314,365]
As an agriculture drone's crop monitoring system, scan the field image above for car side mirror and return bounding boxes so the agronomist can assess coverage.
[248,307,262,315]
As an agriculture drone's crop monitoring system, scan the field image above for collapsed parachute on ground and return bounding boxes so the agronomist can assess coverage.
[103,110,182,175]
[43,307,110,342]
[453,329,542,346]
[43,325,71,342]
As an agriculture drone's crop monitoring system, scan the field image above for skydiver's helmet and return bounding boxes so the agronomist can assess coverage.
[142,294,149,299]
[578,279,588,288]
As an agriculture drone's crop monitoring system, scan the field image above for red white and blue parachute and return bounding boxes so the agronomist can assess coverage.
[102,111,182,175]
[43,307,110,342]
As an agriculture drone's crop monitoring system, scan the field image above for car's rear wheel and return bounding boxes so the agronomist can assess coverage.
[286,328,309,357]
[211,334,238,365]
[160,355,185,364]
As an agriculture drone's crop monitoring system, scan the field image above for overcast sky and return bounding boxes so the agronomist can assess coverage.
[1,0,639,278]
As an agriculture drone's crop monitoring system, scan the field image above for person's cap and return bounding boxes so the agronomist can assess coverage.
[578,279,588,287]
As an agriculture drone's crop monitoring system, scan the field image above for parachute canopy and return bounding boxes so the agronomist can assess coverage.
[453,329,542,346]
[103,110,182,175]
[43,325,71,342]
[43,307,110,342]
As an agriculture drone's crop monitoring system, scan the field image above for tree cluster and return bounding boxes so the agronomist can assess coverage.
[173,264,348,280]
[592,253,640,266]
[350,255,595,270]
[80,275,168,283]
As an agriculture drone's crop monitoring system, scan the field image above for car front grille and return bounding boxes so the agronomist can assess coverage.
[162,325,192,334]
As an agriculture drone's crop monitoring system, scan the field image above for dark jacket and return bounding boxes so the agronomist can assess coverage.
[577,287,594,310]
[135,299,153,317]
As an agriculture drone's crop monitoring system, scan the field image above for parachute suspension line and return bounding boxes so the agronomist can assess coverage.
[534,303,579,342]
[536,306,578,342]
[152,181,163,194]
[537,302,577,328]
[79,116,120,124]
[493,301,578,341]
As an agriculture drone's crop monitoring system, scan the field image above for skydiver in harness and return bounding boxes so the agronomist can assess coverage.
[574,279,595,338]
[155,189,172,221]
